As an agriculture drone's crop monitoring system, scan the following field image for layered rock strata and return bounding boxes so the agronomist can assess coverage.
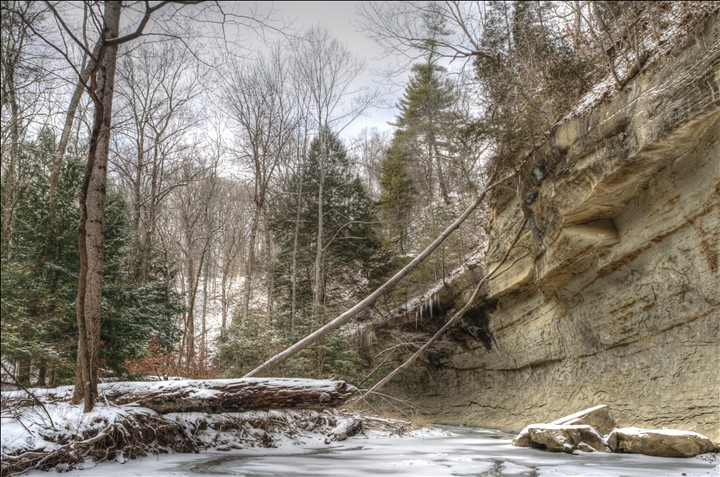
[377,12,720,441]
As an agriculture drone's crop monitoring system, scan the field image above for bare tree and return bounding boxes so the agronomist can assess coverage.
[223,47,300,325]
[214,179,250,335]
[350,127,389,200]
[112,42,203,284]
[167,154,221,369]
[71,0,122,412]
[0,0,48,251]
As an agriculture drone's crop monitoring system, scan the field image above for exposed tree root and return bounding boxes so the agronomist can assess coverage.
[0,406,414,476]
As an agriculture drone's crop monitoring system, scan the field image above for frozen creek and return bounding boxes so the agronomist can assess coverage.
[25,426,719,477]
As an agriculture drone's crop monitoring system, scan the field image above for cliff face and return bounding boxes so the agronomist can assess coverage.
[380,12,720,441]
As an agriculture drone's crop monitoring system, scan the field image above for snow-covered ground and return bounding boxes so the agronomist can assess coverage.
[18,426,718,477]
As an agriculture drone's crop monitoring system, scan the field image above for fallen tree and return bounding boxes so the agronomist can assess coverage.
[356,218,528,403]
[1,378,357,414]
[244,170,515,377]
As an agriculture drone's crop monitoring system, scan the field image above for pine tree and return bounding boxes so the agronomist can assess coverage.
[273,129,380,325]
[392,59,458,205]
[379,137,415,254]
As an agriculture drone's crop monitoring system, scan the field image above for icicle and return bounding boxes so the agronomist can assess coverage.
[430,293,434,320]
[415,310,419,329]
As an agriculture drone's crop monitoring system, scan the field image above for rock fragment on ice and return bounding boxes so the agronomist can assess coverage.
[526,424,609,453]
[607,427,717,457]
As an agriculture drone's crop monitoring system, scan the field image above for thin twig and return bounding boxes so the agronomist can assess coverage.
[0,362,55,430]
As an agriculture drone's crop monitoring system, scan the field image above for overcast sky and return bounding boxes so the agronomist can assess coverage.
[270,1,405,138]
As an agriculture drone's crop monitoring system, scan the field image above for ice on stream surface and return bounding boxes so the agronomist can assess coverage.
[23,426,718,477]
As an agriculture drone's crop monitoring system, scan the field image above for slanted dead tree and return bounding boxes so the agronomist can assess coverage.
[244,169,514,377]
[355,217,529,403]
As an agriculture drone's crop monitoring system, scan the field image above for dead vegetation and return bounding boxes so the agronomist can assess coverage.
[1,400,419,476]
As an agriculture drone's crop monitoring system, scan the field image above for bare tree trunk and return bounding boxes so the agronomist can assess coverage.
[220,266,229,335]
[244,171,512,377]
[430,132,450,205]
[46,42,101,249]
[289,174,304,333]
[184,251,198,367]
[263,215,274,324]
[140,143,161,284]
[200,250,210,365]
[241,205,261,325]
[1,60,19,251]
[356,218,528,402]
[72,1,121,412]
[130,133,145,278]
[312,158,325,318]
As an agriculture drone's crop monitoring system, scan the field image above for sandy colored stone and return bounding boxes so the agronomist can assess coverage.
[527,424,609,453]
[511,427,533,447]
[551,405,616,436]
[607,427,716,457]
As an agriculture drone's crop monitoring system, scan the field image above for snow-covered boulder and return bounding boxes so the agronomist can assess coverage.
[607,427,717,457]
[529,424,608,453]
[512,405,615,450]
[550,404,616,436]
[514,424,609,453]
[511,426,533,447]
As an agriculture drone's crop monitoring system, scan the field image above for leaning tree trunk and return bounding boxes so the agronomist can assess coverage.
[244,170,513,377]
[356,218,528,402]
[72,1,121,412]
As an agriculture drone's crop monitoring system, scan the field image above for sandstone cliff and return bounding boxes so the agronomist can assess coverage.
[372,11,720,441]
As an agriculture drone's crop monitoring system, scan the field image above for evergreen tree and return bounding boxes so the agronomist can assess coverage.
[246,128,380,379]
[0,131,183,385]
[379,137,415,254]
[272,129,380,326]
[393,61,458,205]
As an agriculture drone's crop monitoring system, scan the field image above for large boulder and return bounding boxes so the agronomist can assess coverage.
[525,424,609,453]
[607,427,716,457]
[511,426,534,448]
[551,404,616,436]
[512,405,615,449]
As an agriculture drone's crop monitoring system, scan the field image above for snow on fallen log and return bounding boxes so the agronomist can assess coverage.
[325,416,363,443]
[1,378,357,414]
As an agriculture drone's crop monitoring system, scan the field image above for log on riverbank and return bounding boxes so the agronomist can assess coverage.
[1,378,357,414]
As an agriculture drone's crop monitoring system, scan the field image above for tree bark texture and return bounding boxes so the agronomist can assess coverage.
[3,378,357,414]
[72,1,121,412]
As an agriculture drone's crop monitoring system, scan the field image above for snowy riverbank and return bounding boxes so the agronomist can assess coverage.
[0,379,370,476]
[3,382,718,476]
[18,426,720,477]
